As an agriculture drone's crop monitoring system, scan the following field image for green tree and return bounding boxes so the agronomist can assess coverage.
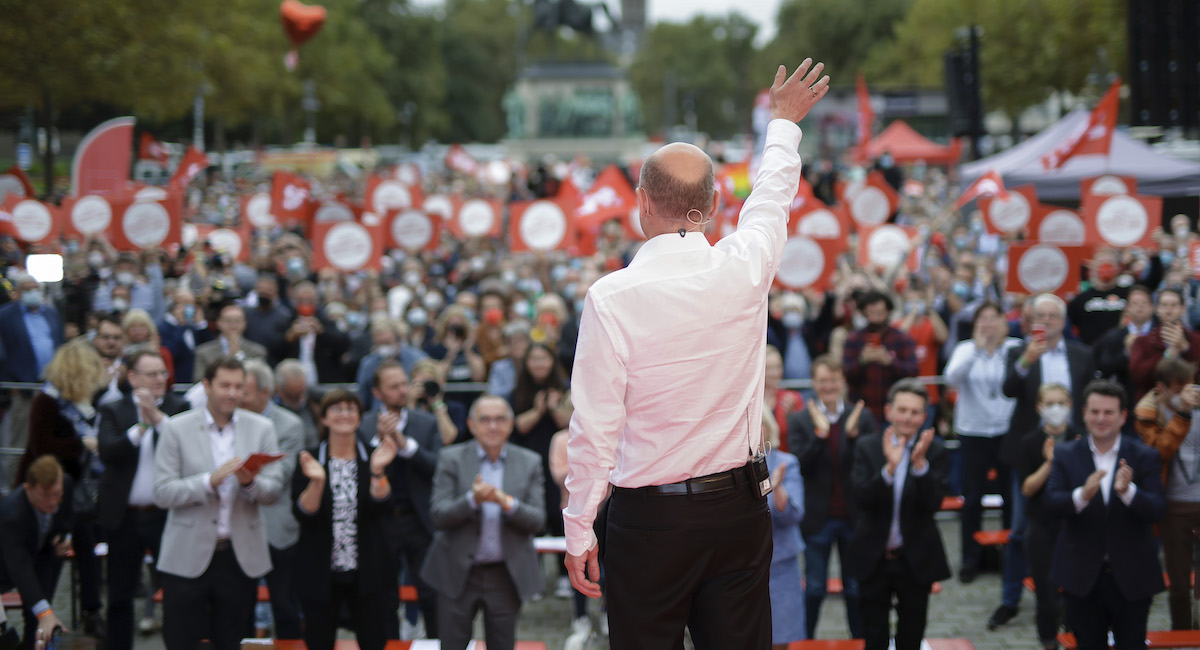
[763,0,913,86]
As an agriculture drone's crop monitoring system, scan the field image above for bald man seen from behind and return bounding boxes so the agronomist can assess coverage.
[564,59,831,650]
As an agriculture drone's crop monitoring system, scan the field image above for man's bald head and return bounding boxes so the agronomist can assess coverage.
[638,143,716,224]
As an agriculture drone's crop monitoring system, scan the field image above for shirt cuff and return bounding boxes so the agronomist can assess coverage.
[881,467,895,485]
[31,600,50,616]
[566,529,598,557]
[397,437,419,458]
[466,491,479,510]
[1015,359,1031,378]
[1072,486,1088,513]
[203,473,216,495]
[502,497,519,514]
[296,496,317,515]
[910,461,930,477]
[1118,483,1138,506]
[767,118,803,145]
[126,423,145,446]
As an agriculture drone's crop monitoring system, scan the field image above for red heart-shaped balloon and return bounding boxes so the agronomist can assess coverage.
[280,0,326,48]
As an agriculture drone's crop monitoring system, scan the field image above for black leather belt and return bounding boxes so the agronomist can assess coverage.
[127,504,158,512]
[616,464,753,496]
[214,538,232,551]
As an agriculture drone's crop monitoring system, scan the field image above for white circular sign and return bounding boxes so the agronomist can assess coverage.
[777,237,825,289]
[841,179,865,203]
[424,194,454,221]
[519,201,567,250]
[245,193,275,229]
[1038,210,1086,244]
[71,195,112,235]
[122,202,171,249]
[1096,195,1148,247]
[391,210,435,250]
[987,192,1031,234]
[458,199,496,237]
[181,223,198,248]
[314,200,355,223]
[866,226,911,268]
[371,180,413,213]
[1090,175,1129,196]
[1017,245,1069,293]
[628,207,644,238]
[12,200,53,242]
[208,228,244,259]
[850,186,890,226]
[797,209,842,239]
[0,174,26,204]
[486,160,511,185]
[394,163,420,187]
[323,221,373,271]
[135,186,168,202]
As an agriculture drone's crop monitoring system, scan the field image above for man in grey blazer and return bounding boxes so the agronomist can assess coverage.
[192,304,268,381]
[241,359,310,640]
[154,356,285,650]
[421,394,545,650]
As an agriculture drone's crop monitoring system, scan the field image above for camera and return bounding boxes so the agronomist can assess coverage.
[423,380,441,401]
[449,324,467,339]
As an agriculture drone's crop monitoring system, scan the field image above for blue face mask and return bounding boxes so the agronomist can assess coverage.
[1161,251,1177,266]
[183,305,196,322]
[952,281,971,300]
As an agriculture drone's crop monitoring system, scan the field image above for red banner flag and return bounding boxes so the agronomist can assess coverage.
[139,132,169,165]
[0,165,35,203]
[855,73,874,162]
[271,171,313,229]
[1,196,59,244]
[955,169,1009,210]
[445,144,479,176]
[1041,78,1121,170]
[169,146,209,190]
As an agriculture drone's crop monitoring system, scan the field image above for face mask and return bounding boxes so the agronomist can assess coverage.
[551,265,569,283]
[483,307,503,326]
[1161,251,1176,266]
[21,289,43,308]
[423,292,444,311]
[952,281,971,300]
[1095,262,1117,283]
[345,311,364,329]
[258,296,273,310]
[285,257,307,278]
[403,270,422,287]
[1041,404,1069,428]
[781,311,803,329]
[112,298,129,313]
[539,313,560,330]
[501,270,518,285]
[851,313,868,330]
[953,235,971,250]
[470,256,487,273]
[183,305,196,322]
[907,301,926,316]
[374,345,397,359]
[87,252,105,268]
[296,303,317,318]
[115,271,136,286]
[407,307,428,327]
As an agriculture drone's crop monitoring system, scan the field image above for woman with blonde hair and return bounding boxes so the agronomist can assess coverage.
[121,308,175,385]
[16,338,111,637]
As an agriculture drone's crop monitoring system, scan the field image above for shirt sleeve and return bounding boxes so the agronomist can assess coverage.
[1118,483,1138,506]
[723,120,803,278]
[126,423,145,446]
[1072,486,1088,512]
[563,292,629,556]
[397,436,419,458]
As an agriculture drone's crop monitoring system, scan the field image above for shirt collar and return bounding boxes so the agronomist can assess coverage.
[818,399,845,419]
[1087,434,1121,457]
[887,431,919,450]
[629,230,711,264]
[475,441,507,462]
[317,439,368,463]
[204,407,239,432]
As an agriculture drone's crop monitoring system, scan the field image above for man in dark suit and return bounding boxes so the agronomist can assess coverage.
[0,273,62,461]
[359,360,442,638]
[788,355,876,639]
[0,455,74,649]
[96,349,191,650]
[421,395,545,650]
[1045,379,1166,650]
[849,379,950,650]
[991,293,1096,629]
[273,281,350,384]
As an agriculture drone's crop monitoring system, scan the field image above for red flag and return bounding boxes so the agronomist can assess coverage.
[365,174,422,215]
[271,171,313,229]
[855,74,874,162]
[977,184,1037,235]
[72,117,135,197]
[1,196,59,244]
[510,198,576,252]
[0,165,35,203]
[1007,243,1090,297]
[108,190,184,252]
[1081,193,1161,249]
[139,132,169,165]
[955,169,1009,210]
[444,144,478,175]
[1041,78,1121,170]
[575,166,637,230]
[777,235,844,291]
[168,146,209,189]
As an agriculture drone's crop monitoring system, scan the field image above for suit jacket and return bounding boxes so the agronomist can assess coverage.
[272,312,351,383]
[191,337,268,382]
[0,301,62,384]
[0,481,74,608]
[157,315,211,387]
[767,450,805,562]
[357,408,441,534]
[96,391,191,530]
[1045,434,1166,601]
[1000,340,1096,466]
[848,432,951,585]
[291,440,398,601]
[420,442,545,602]
[153,408,285,579]
[788,404,878,538]
[263,405,307,550]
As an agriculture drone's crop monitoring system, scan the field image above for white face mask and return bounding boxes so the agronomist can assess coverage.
[781,311,803,329]
[1041,404,1070,428]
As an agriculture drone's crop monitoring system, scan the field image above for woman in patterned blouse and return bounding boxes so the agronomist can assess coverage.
[292,390,399,650]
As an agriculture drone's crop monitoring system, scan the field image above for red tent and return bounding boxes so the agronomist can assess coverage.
[855,120,962,165]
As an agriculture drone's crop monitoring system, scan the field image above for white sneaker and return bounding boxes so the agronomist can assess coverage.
[555,576,573,598]
[571,616,592,636]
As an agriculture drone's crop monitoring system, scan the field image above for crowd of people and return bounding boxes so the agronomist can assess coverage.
[0,127,1195,650]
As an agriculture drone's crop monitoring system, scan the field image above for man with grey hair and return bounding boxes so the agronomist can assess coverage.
[987,292,1096,630]
[565,59,830,647]
[240,359,308,639]
[0,272,62,464]
[274,359,321,445]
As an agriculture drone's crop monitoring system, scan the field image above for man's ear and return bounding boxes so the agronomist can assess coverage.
[708,188,721,218]
[636,186,651,215]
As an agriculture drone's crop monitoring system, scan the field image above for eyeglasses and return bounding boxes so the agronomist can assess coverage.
[474,416,512,426]
[133,370,169,379]
[326,403,359,414]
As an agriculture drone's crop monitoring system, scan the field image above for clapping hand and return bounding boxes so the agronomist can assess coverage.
[768,59,831,123]
[370,436,398,476]
[1113,459,1133,495]
[845,400,866,438]
[1042,436,1055,462]
[134,388,164,426]
[909,428,934,472]
[1081,468,1107,502]
[882,428,904,476]
[211,457,243,488]
[807,400,830,438]
[298,451,326,483]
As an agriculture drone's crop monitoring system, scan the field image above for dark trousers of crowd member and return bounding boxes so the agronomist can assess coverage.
[301,573,395,650]
[1024,519,1061,645]
[958,435,1010,572]
[267,544,304,639]
[72,519,103,615]
[1001,472,1029,609]
[104,507,166,650]
[604,473,772,650]
[438,563,521,650]
[1064,569,1151,650]
[160,546,257,650]
[804,517,863,639]
[386,511,437,639]
[860,551,931,650]
[1162,500,1200,630]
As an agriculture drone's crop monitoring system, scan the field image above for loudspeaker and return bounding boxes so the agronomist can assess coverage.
[1129,0,1200,129]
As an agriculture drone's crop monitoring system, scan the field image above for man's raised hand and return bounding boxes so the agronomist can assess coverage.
[769,59,831,123]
